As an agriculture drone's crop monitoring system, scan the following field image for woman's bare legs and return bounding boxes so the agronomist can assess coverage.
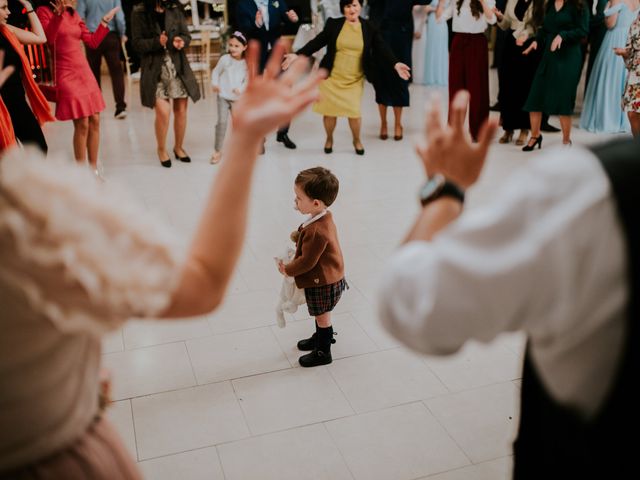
[173,97,188,156]
[323,115,337,149]
[87,113,100,168]
[525,111,542,148]
[154,98,171,162]
[348,117,363,150]
[72,117,89,163]
[559,115,572,144]
[628,112,640,138]
[378,104,388,139]
[393,106,403,139]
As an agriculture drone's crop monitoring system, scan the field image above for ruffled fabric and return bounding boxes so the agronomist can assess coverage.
[0,148,183,336]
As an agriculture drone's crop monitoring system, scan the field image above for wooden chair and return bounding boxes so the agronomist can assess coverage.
[186,30,211,98]
[121,41,140,105]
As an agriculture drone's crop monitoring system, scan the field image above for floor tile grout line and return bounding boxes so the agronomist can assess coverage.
[320,422,357,480]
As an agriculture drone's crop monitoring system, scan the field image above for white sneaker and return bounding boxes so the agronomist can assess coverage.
[115,108,127,119]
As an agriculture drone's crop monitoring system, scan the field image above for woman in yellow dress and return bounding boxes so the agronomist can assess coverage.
[283,0,410,154]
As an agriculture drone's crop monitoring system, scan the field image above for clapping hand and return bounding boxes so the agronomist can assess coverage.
[102,6,119,23]
[516,34,528,47]
[281,53,298,70]
[613,47,629,58]
[550,34,562,52]
[255,9,264,27]
[173,36,185,50]
[0,50,16,88]
[286,9,299,23]
[277,259,286,275]
[523,40,537,55]
[232,41,325,141]
[394,62,411,81]
[18,0,34,11]
[493,7,503,21]
[415,91,498,189]
[159,30,168,47]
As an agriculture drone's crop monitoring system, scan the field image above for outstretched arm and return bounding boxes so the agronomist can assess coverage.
[161,42,325,317]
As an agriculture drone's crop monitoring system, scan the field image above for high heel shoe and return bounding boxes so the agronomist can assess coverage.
[498,130,514,144]
[515,130,529,146]
[353,141,365,155]
[394,125,403,141]
[522,135,543,152]
[563,140,572,147]
[160,158,172,168]
[379,125,388,140]
[173,150,191,163]
[324,139,333,154]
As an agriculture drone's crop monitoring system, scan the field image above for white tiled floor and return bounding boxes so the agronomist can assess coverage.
[43,68,621,479]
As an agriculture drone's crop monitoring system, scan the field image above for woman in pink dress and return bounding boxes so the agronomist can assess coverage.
[36,0,118,177]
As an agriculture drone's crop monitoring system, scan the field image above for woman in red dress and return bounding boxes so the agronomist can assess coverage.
[36,0,118,177]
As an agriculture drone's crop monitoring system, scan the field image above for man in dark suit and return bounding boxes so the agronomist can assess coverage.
[236,0,299,149]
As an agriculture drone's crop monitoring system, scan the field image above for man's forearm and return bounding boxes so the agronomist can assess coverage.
[402,197,463,244]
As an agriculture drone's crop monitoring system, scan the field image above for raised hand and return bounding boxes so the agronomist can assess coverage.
[49,0,65,15]
[18,0,34,10]
[232,41,325,140]
[523,40,537,55]
[0,50,16,88]
[415,91,498,189]
[159,30,168,47]
[394,62,411,80]
[102,6,119,24]
[550,34,562,52]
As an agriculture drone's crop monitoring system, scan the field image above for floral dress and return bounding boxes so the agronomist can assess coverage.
[622,12,640,113]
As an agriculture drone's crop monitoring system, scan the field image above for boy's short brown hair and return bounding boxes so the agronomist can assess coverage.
[295,167,339,206]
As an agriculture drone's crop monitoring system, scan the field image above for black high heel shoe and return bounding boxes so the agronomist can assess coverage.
[324,139,333,154]
[160,158,172,168]
[353,141,365,155]
[522,135,543,152]
[173,150,191,163]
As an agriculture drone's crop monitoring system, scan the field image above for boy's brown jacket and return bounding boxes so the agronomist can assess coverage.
[284,211,344,289]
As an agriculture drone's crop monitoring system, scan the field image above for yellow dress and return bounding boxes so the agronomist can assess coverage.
[313,21,364,118]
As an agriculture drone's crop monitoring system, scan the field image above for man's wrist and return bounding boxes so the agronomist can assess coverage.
[418,174,465,207]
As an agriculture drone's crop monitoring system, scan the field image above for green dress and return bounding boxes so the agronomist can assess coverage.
[524,2,589,115]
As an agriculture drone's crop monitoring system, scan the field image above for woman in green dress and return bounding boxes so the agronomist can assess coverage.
[522,0,589,149]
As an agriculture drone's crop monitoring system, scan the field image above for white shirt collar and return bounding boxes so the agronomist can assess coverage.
[301,209,327,229]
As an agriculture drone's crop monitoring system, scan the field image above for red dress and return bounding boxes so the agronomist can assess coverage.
[36,7,108,121]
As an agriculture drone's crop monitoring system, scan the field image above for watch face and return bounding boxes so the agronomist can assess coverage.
[419,174,445,204]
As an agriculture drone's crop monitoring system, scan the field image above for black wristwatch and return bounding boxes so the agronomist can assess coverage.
[418,174,465,207]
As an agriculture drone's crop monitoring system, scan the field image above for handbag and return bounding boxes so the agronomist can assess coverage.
[26,42,57,102]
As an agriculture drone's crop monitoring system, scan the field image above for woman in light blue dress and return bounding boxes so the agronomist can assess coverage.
[579,0,640,133]
[423,0,449,87]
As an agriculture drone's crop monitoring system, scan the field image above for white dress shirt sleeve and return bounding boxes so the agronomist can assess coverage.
[378,147,627,362]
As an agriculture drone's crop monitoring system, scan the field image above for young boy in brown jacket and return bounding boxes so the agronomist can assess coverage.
[277,167,347,367]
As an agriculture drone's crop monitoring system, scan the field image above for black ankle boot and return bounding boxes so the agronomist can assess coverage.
[297,322,319,351]
[299,325,333,367]
[297,322,336,351]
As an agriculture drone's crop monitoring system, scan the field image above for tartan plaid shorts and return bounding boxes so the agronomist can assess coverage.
[304,278,348,316]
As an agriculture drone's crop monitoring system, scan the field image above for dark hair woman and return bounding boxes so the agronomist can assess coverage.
[522,0,589,149]
[494,0,546,146]
[131,0,200,167]
[0,0,53,153]
[367,0,430,141]
[282,0,410,154]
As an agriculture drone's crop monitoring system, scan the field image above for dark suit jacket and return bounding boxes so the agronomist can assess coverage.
[131,4,200,108]
[236,0,294,69]
[296,17,398,83]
